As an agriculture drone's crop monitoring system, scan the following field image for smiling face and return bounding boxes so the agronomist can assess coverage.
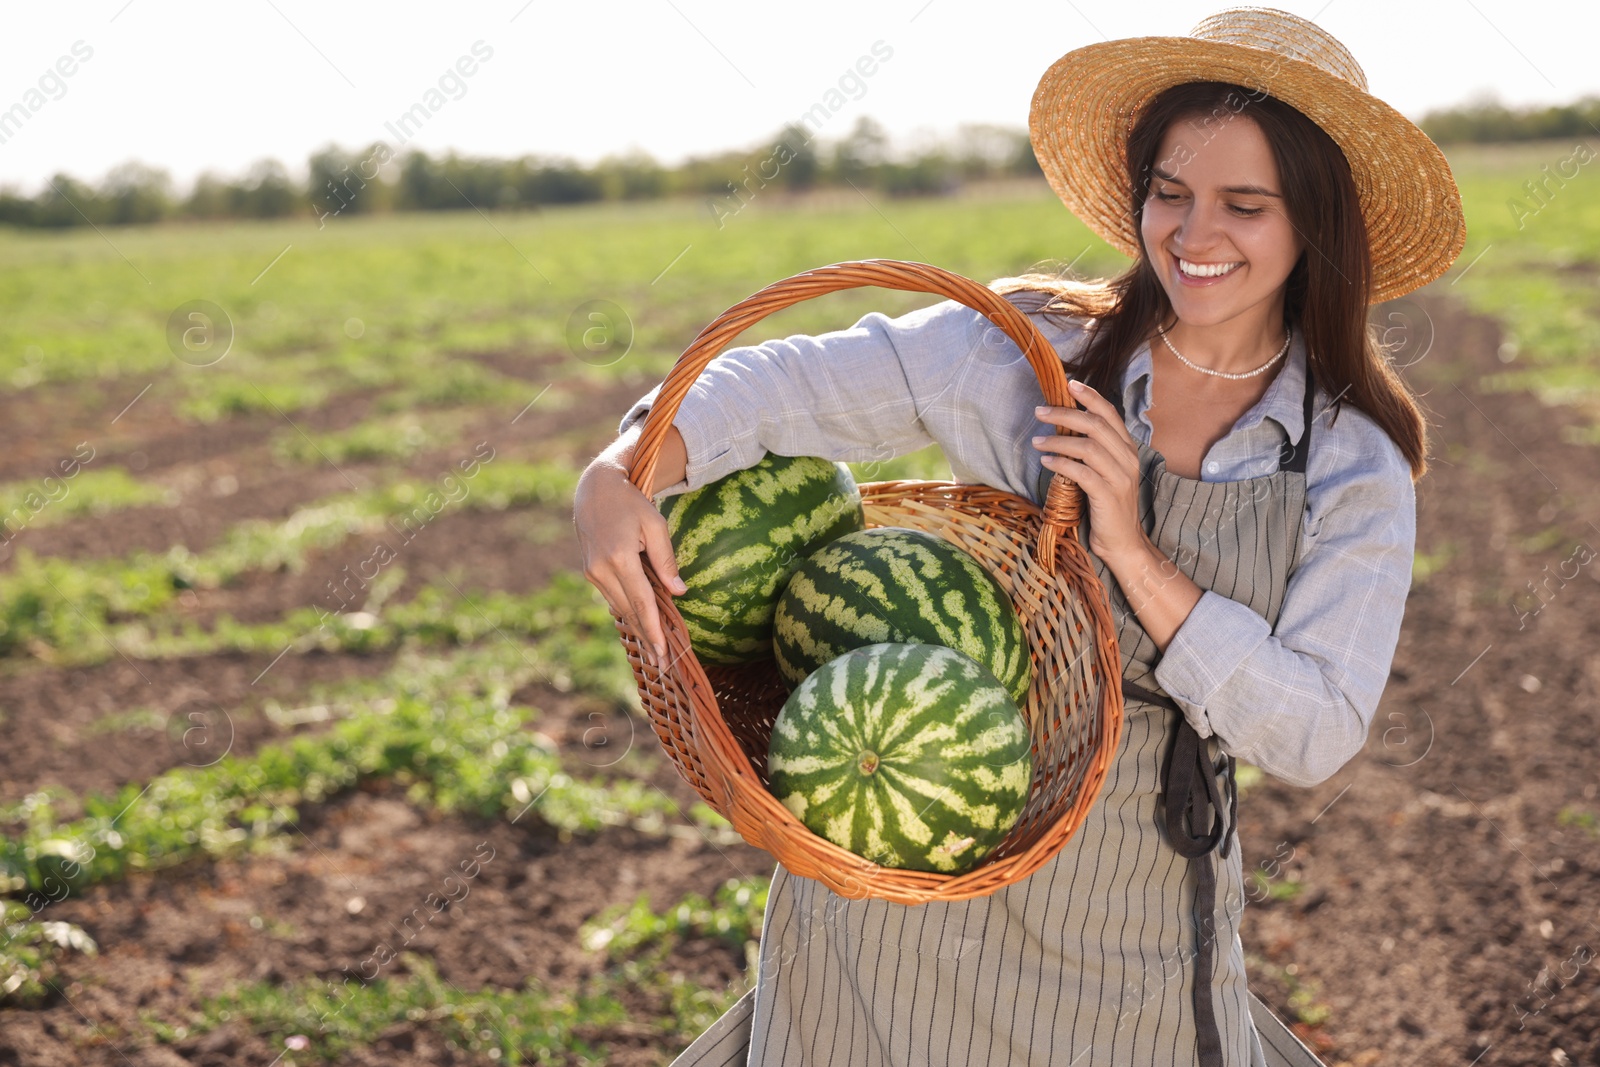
[1138,112,1304,331]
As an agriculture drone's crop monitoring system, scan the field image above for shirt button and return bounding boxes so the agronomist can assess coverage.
[1206,461,1220,474]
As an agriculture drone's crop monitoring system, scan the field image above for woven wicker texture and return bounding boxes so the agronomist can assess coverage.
[619,259,1125,905]
[1028,5,1465,303]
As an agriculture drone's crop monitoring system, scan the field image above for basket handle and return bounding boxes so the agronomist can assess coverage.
[628,259,1086,571]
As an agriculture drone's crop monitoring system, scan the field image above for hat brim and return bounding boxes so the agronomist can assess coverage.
[1029,36,1466,304]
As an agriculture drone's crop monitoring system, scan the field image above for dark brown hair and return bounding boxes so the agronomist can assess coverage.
[993,81,1427,480]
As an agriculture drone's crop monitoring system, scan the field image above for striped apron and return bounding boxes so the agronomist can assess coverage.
[671,367,1320,1067]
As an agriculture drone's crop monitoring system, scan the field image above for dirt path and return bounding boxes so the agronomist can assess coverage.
[1236,289,1599,1066]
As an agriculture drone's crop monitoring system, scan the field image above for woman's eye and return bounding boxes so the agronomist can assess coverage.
[1230,205,1265,217]
[1153,190,1182,202]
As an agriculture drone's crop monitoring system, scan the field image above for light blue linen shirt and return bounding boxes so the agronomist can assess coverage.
[618,292,1417,789]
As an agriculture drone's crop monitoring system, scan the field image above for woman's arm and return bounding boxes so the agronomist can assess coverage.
[616,306,944,495]
[1150,407,1418,788]
[615,296,1086,500]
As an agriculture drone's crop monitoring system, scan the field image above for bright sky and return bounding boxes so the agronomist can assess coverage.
[1,0,1594,196]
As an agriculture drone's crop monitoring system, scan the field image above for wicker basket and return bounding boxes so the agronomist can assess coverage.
[619,259,1124,905]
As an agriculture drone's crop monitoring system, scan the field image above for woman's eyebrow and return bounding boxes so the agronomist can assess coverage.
[1149,166,1282,198]
[1219,183,1283,198]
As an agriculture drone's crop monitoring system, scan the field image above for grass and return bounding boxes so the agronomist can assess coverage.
[1412,542,1458,585]
[1248,867,1306,904]
[1557,806,1599,836]
[0,899,98,1005]
[0,578,749,977]
[0,187,1130,440]
[4,152,1596,434]
[269,408,477,466]
[1437,140,1600,435]
[168,874,769,1065]
[0,457,577,663]
[104,573,642,701]
[179,952,628,1065]
[580,877,768,962]
[0,467,175,534]
[1244,952,1334,1031]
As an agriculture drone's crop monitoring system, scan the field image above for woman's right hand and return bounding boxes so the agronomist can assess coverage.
[575,425,689,667]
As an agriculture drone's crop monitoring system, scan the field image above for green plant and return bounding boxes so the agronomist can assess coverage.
[580,877,768,961]
[1248,868,1306,903]
[0,459,582,664]
[0,671,673,899]
[193,953,624,1064]
[1557,806,1598,836]
[0,899,98,1005]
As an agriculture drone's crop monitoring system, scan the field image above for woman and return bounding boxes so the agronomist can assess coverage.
[575,8,1462,1066]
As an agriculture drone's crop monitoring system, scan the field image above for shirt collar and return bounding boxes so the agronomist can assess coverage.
[1121,326,1309,448]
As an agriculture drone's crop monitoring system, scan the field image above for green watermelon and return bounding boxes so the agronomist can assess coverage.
[767,642,1033,873]
[661,453,864,664]
[772,527,1032,706]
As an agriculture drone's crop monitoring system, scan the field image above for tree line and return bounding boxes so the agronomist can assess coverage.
[1418,94,1600,145]
[0,118,1041,231]
[2,96,1594,231]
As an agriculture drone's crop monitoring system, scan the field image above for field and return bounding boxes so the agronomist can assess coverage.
[1,140,1597,1066]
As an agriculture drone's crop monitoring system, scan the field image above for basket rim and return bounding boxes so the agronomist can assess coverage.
[625,258,1090,565]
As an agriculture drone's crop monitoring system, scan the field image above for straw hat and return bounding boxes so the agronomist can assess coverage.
[1028,6,1465,304]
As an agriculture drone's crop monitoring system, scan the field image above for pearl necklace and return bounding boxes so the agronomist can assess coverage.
[1157,323,1292,381]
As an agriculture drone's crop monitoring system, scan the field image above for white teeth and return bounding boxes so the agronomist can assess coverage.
[1177,258,1241,278]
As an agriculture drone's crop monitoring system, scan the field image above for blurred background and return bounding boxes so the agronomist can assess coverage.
[1,2,1596,1065]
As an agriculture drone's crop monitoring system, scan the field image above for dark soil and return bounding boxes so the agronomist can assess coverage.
[3,299,1597,1067]
[0,788,770,1067]
[0,359,649,571]
[1234,290,1600,1067]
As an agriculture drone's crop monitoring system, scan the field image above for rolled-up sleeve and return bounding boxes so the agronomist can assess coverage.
[618,296,1077,502]
[1152,409,1418,788]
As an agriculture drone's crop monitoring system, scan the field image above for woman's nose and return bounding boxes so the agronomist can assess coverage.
[1175,199,1225,250]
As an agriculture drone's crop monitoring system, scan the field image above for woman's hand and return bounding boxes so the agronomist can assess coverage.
[1033,379,1149,566]
[575,426,689,667]
[1033,380,1203,651]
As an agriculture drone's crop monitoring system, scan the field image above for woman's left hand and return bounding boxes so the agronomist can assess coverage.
[1033,379,1149,565]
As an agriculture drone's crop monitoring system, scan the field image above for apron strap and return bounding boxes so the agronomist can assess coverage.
[1123,679,1237,859]
[1279,362,1317,475]
[1123,678,1237,1067]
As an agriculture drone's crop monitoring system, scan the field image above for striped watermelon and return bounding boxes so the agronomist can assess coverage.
[661,453,864,664]
[772,527,1032,706]
[767,642,1033,873]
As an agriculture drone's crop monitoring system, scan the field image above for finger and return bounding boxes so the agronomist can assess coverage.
[1066,379,1138,447]
[1040,453,1106,497]
[1033,404,1093,432]
[581,551,637,621]
[1032,431,1119,478]
[617,558,667,666]
[1035,401,1133,452]
[585,567,631,622]
[1051,434,1141,498]
[587,565,661,666]
[642,516,688,596]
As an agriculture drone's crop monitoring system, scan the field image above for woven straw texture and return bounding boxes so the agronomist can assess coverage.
[1028,5,1465,303]
[619,260,1126,905]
